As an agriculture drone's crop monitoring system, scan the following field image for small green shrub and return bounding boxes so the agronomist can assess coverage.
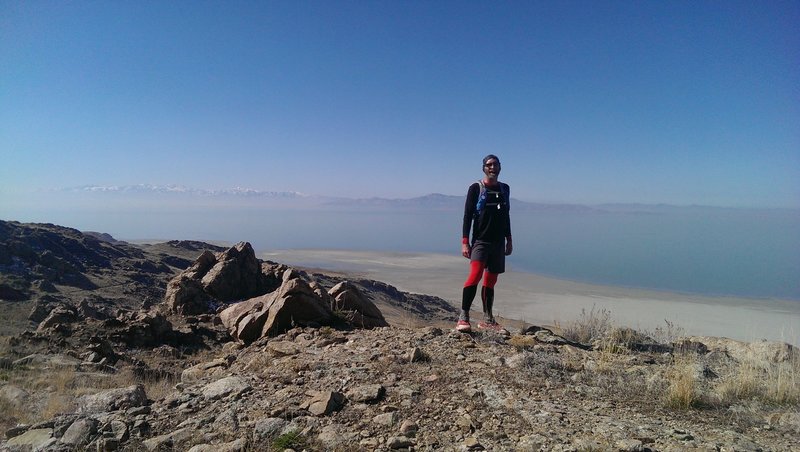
[271,430,308,451]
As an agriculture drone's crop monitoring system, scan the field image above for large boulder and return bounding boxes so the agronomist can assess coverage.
[201,376,252,400]
[0,385,30,408]
[328,281,389,328]
[165,274,209,315]
[113,311,175,347]
[5,428,56,451]
[219,295,270,344]
[201,242,267,301]
[78,384,147,414]
[61,417,99,447]
[36,305,78,331]
[184,249,217,278]
[219,273,335,344]
[28,294,66,323]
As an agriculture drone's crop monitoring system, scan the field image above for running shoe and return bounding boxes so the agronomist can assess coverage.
[477,320,508,334]
[455,320,472,332]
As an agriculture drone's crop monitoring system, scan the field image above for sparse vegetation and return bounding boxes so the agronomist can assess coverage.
[714,349,800,406]
[551,307,800,413]
[664,354,703,409]
[0,361,178,433]
[270,430,309,451]
[508,334,536,350]
[649,319,686,345]
[558,306,613,345]
[332,309,353,324]
[522,350,565,375]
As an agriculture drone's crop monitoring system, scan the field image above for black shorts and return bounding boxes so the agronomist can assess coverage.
[470,240,505,274]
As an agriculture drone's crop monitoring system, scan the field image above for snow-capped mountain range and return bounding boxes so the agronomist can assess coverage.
[56,184,773,213]
[61,184,309,198]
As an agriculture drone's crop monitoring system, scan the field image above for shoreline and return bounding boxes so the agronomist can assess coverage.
[262,248,800,346]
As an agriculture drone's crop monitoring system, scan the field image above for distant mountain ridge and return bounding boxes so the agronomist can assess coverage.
[61,184,310,198]
[58,184,597,211]
[57,184,796,213]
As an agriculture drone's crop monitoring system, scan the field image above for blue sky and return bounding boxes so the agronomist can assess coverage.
[1,1,798,207]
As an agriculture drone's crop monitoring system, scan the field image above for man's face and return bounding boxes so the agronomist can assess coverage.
[483,159,500,180]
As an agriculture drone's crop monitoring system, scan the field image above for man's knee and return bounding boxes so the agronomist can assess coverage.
[484,272,498,288]
[464,260,486,287]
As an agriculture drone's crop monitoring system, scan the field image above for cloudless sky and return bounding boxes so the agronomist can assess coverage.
[1,0,798,207]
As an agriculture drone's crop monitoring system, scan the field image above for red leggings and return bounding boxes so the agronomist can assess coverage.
[464,260,498,288]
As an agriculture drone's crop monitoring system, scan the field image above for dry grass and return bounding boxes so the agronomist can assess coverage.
[0,302,34,337]
[0,335,12,355]
[557,306,613,345]
[662,344,800,411]
[508,334,537,350]
[0,361,178,431]
[715,359,762,403]
[41,393,76,419]
[243,350,273,373]
[108,367,178,401]
[379,304,431,329]
[664,354,702,409]
[552,308,800,411]
[714,350,800,406]
[765,359,800,404]
[648,319,686,344]
[0,396,32,433]
[0,366,80,432]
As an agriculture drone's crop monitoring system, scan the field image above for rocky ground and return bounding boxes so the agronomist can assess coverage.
[0,220,798,451]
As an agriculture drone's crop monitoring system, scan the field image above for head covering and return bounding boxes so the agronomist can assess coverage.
[482,154,500,166]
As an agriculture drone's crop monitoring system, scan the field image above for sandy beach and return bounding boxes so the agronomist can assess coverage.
[263,249,800,346]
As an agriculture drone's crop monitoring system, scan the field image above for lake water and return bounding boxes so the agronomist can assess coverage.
[18,205,798,301]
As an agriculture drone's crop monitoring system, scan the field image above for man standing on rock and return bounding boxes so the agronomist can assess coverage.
[457,154,512,333]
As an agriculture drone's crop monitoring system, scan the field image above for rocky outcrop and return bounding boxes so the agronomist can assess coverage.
[200,243,265,301]
[164,274,209,315]
[111,311,175,347]
[218,270,393,344]
[681,336,799,363]
[36,305,78,332]
[164,242,282,314]
[0,220,121,291]
[1,221,228,336]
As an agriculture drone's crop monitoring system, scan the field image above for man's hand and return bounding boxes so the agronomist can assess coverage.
[461,243,471,258]
[505,240,513,256]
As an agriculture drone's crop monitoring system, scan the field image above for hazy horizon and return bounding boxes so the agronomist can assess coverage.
[4,183,800,213]
[2,202,797,302]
